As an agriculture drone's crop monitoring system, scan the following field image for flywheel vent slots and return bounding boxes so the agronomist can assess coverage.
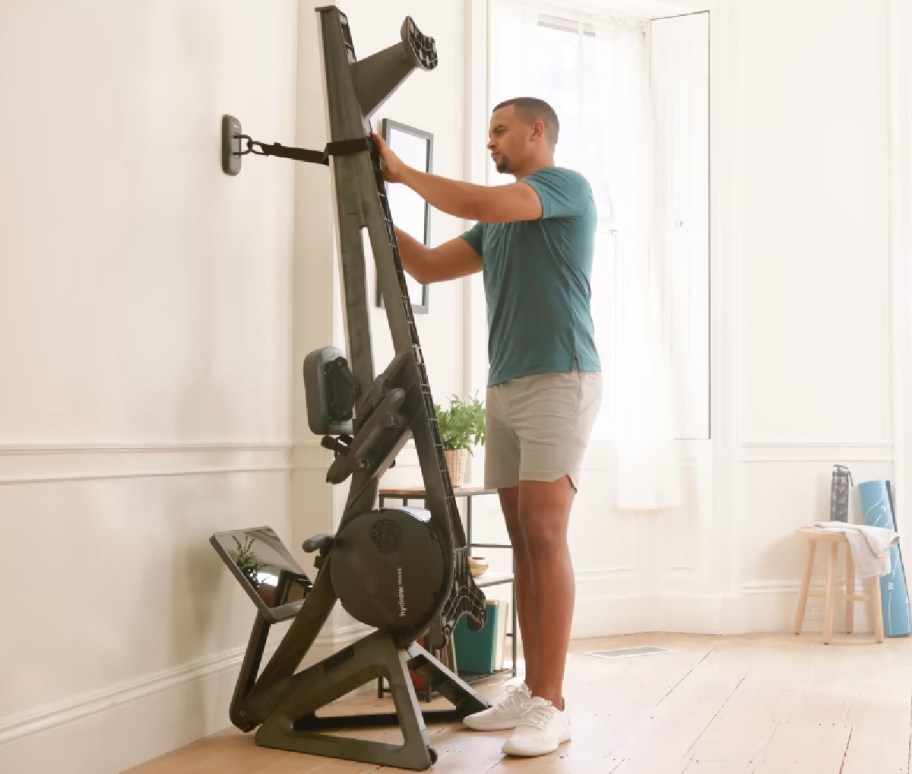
[370,518,402,553]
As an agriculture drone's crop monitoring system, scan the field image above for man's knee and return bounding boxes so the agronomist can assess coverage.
[522,520,570,558]
[517,477,574,557]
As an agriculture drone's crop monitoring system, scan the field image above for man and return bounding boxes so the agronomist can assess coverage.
[372,97,601,758]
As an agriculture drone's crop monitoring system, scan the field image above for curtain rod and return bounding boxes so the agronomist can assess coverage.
[537,11,648,33]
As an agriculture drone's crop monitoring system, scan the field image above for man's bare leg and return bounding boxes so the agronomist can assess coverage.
[516,476,575,708]
[498,485,539,689]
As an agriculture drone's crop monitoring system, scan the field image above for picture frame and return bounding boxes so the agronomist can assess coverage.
[378,118,432,314]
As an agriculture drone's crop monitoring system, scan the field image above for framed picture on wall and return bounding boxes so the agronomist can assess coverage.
[377,118,432,314]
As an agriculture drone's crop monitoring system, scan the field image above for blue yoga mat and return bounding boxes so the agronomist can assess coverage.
[857,479,911,637]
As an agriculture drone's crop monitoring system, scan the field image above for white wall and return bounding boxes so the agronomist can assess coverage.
[890,0,912,557]
[0,1,298,772]
[723,0,896,629]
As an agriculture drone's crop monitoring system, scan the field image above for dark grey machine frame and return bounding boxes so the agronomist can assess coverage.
[213,6,490,770]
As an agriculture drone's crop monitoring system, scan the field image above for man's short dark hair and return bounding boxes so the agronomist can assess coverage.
[493,97,560,147]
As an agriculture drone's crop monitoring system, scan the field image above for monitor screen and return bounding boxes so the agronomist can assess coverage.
[211,526,313,621]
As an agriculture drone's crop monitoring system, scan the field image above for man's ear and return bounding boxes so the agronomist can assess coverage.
[532,120,546,141]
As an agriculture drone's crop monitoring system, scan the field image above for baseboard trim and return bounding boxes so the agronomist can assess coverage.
[571,587,876,639]
[0,624,366,773]
[0,647,245,746]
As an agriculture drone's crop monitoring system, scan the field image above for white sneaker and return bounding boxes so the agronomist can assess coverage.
[501,697,571,757]
[463,683,533,731]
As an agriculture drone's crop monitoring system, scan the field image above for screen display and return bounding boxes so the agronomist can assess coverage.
[211,527,313,612]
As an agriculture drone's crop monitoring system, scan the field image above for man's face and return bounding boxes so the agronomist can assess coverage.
[487,106,534,175]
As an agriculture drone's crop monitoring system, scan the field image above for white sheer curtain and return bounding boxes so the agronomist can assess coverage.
[489,0,681,509]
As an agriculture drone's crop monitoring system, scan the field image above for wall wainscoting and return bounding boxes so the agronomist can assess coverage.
[0,441,293,485]
[738,440,894,463]
[0,620,372,774]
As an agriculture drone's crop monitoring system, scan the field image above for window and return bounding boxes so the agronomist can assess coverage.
[489,1,710,441]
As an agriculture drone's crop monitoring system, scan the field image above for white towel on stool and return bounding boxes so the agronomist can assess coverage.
[812,521,900,579]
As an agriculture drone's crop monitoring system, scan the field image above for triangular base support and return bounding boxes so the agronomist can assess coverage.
[255,629,489,771]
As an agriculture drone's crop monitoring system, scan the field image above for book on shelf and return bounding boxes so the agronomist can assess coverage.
[493,598,509,670]
[453,599,509,674]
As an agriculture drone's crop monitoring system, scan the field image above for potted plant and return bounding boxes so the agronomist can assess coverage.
[434,393,485,488]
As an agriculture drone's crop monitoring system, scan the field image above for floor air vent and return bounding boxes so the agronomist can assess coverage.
[586,646,670,659]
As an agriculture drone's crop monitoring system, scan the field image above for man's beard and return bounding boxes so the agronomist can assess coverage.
[495,157,510,174]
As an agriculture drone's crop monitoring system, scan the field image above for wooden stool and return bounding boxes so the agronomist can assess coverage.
[793,527,884,643]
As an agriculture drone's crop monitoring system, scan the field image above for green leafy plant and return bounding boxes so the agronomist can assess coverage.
[434,393,486,453]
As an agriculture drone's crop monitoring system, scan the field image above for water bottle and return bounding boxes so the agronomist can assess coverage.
[830,464,853,522]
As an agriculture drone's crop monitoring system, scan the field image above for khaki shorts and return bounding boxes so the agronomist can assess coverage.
[484,369,602,491]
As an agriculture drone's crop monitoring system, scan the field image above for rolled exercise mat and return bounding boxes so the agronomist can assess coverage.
[858,479,912,636]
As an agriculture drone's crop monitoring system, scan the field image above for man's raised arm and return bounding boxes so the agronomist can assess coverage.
[395,227,482,285]
[373,133,542,224]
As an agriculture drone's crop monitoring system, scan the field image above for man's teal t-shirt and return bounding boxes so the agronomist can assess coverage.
[461,166,601,387]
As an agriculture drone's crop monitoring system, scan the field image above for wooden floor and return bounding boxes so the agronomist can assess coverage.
[127,632,912,774]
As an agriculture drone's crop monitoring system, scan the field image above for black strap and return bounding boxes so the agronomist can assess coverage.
[246,137,371,166]
[325,138,373,158]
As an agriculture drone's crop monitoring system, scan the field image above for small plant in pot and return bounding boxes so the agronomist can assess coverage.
[434,393,485,488]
